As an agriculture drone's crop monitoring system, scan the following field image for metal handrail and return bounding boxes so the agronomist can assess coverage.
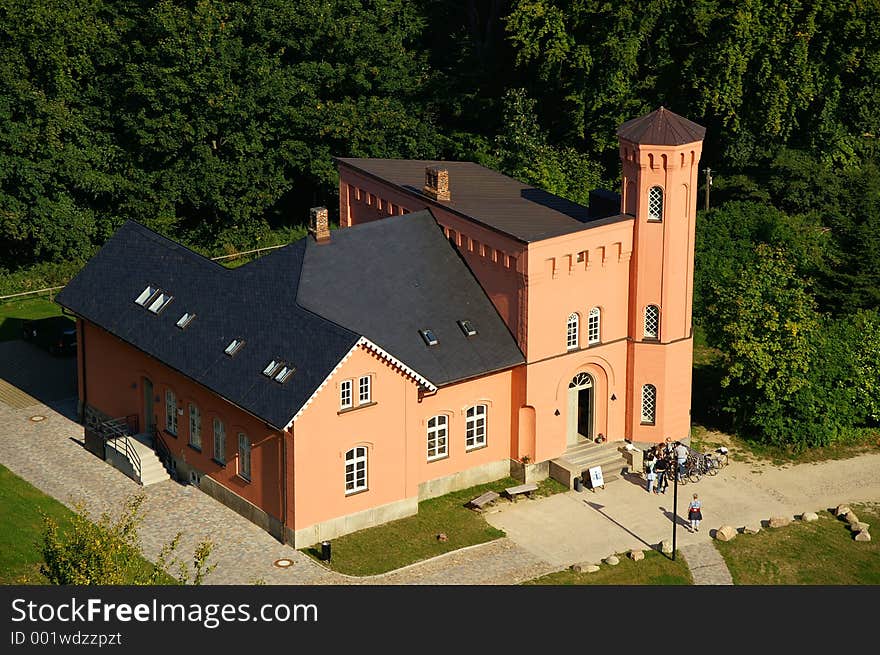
[100,416,142,483]
[152,426,172,471]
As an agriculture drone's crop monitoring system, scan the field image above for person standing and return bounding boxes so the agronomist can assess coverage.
[655,452,669,493]
[688,493,703,532]
[644,450,657,494]
[674,441,689,481]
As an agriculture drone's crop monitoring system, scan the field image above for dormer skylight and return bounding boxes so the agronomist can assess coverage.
[225,339,244,356]
[262,360,283,377]
[273,365,295,384]
[135,285,159,306]
[457,320,477,337]
[147,292,173,314]
[420,329,438,346]
[176,312,195,329]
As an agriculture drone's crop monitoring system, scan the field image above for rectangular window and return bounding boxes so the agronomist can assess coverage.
[188,403,201,449]
[147,292,173,314]
[213,418,226,464]
[176,312,195,329]
[427,415,448,461]
[135,286,159,306]
[238,433,251,481]
[358,376,371,404]
[224,339,244,356]
[340,380,353,409]
[165,389,177,435]
[345,447,368,494]
[465,404,487,451]
[588,308,601,345]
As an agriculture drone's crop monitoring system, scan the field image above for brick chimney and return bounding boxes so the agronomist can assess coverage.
[308,206,330,243]
[423,166,450,201]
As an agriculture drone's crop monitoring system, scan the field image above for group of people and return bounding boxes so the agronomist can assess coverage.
[642,438,703,532]
[642,438,689,495]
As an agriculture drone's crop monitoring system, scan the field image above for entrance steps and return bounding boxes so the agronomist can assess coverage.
[550,440,630,490]
[105,433,171,486]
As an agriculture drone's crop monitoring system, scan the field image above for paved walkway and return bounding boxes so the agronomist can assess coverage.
[2,340,879,585]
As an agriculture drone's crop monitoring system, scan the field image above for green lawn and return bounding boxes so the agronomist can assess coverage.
[0,464,76,584]
[0,464,174,585]
[0,297,65,342]
[524,549,693,585]
[301,476,568,576]
[714,503,880,584]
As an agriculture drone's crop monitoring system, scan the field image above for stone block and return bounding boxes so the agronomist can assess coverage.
[628,550,645,561]
[659,539,673,554]
[845,512,860,525]
[605,555,620,566]
[743,524,762,535]
[854,531,871,542]
[801,512,819,522]
[768,516,791,528]
[835,504,851,517]
[849,522,870,532]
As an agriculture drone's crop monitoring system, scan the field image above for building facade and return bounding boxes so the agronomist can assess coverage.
[57,107,704,546]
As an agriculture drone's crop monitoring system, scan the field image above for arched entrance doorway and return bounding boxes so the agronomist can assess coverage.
[567,372,594,446]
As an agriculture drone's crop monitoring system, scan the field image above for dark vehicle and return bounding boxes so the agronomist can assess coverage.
[21,316,77,356]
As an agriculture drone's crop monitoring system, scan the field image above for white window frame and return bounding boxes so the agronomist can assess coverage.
[644,305,660,340]
[465,404,487,451]
[188,403,201,449]
[427,415,448,461]
[345,446,368,494]
[588,307,601,345]
[213,417,226,464]
[358,375,371,405]
[641,384,657,425]
[238,433,251,481]
[340,380,353,409]
[648,186,664,222]
[566,313,579,350]
[135,285,159,306]
[165,389,177,435]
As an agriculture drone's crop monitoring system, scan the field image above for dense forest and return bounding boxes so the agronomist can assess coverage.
[1,0,878,450]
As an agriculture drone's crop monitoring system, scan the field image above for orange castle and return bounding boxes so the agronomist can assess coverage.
[57,107,705,546]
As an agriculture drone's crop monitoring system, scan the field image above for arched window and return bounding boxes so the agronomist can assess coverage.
[238,433,251,481]
[641,385,657,425]
[465,405,488,451]
[648,186,663,221]
[165,389,177,435]
[427,415,448,461]
[345,446,368,494]
[566,313,579,350]
[213,417,226,464]
[644,305,660,339]
[588,307,601,345]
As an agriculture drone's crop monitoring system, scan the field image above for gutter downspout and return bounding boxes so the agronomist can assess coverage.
[281,428,289,544]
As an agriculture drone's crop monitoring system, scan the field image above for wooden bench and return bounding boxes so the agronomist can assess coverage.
[504,483,538,501]
[467,491,500,511]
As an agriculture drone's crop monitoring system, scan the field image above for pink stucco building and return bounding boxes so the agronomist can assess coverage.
[57,107,705,546]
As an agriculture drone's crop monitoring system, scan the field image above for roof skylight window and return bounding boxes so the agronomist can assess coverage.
[420,329,439,346]
[135,285,159,306]
[457,320,477,337]
[274,365,295,384]
[147,292,174,314]
[263,360,283,377]
[225,339,244,356]
[176,312,195,329]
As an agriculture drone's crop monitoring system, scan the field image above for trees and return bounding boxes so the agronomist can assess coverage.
[40,494,215,585]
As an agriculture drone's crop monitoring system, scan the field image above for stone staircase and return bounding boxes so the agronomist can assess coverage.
[549,440,630,490]
[105,433,171,486]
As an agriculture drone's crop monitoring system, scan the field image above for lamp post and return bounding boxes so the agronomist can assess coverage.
[671,461,679,560]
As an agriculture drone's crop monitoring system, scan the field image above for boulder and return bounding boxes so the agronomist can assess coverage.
[605,555,620,566]
[570,562,599,573]
[835,505,851,517]
[801,512,819,522]
[743,524,762,535]
[628,550,645,561]
[715,525,737,541]
[768,516,791,528]
[659,539,673,554]
[849,522,870,533]
[854,531,871,542]
[845,512,860,525]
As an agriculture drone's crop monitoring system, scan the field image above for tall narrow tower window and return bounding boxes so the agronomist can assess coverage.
[648,186,664,222]
[644,305,660,340]
[566,313,579,350]
[587,307,601,345]
[641,384,657,424]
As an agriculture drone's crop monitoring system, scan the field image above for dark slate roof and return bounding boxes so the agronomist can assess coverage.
[296,211,526,386]
[55,221,360,429]
[616,107,706,146]
[337,158,630,243]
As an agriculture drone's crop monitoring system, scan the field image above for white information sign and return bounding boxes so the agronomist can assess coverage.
[588,466,605,489]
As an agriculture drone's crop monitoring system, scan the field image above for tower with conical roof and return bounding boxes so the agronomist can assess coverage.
[617,107,705,442]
